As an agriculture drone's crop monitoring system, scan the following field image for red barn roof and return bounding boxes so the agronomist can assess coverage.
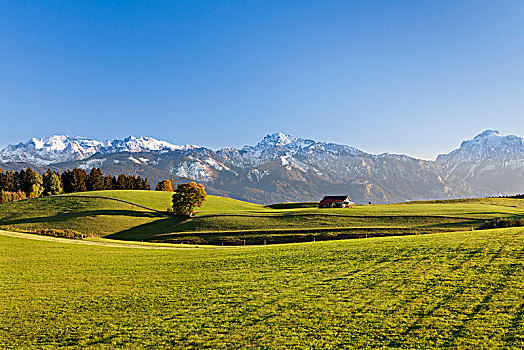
[319,195,351,205]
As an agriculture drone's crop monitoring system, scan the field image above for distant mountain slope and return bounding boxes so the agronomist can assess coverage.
[0,135,196,166]
[0,135,107,165]
[1,131,514,204]
[436,130,524,194]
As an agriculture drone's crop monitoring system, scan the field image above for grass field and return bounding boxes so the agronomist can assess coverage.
[67,190,264,213]
[0,191,523,244]
[3,228,524,348]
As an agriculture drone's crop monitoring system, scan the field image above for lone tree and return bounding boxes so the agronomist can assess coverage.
[171,182,207,216]
[155,179,173,191]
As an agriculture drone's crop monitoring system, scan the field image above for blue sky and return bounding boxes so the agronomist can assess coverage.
[1,1,523,159]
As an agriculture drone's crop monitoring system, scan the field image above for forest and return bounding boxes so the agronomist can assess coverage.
[0,167,149,202]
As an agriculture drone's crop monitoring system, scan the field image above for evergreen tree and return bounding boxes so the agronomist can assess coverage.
[15,169,26,193]
[116,174,127,190]
[103,175,115,190]
[87,168,104,191]
[71,167,87,192]
[61,169,74,193]
[43,170,63,196]
[0,170,16,192]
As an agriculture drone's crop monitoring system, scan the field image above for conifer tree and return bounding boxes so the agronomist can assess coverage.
[116,174,127,190]
[43,170,63,196]
[73,167,87,192]
[87,167,104,191]
[0,170,15,192]
[103,175,115,190]
[61,169,74,193]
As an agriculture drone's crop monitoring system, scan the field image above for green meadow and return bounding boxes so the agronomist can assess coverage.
[2,191,524,348]
[0,190,522,245]
[2,228,524,348]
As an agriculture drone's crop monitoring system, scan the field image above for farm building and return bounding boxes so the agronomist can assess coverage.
[319,195,355,208]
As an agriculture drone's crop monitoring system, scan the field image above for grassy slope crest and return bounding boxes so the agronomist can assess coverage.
[0,190,522,244]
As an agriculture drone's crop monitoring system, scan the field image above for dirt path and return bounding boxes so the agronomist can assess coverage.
[0,230,213,250]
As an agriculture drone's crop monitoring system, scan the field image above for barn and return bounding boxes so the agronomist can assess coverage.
[319,195,354,208]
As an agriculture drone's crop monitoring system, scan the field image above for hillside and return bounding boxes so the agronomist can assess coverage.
[66,190,263,213]
[3,227,524,348]
[0,190,523,245]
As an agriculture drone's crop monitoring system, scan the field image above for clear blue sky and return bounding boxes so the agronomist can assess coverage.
[1,1,524,159]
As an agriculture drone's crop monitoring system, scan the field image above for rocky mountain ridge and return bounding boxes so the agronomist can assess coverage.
[0,130,522,204]
[0,135,197,166]
[436,129,524,193]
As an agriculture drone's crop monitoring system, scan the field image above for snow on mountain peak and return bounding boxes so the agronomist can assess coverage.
[436,129,524,170]
[0,135,107,165]
[474,129,501,139]
[0,135,198,165]
[259,132,299,147]
[104,136,197,153]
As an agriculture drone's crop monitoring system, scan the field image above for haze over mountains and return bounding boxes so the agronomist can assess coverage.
[0,130,522,204]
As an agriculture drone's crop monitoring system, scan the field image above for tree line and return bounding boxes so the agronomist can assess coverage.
[0,167,150,203]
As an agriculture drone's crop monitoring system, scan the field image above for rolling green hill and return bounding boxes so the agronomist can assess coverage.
[3,227,524,348]
[0,191,523,244]
[66,190,264,213]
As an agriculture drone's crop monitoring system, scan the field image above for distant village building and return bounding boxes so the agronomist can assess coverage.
[319,195,354,208]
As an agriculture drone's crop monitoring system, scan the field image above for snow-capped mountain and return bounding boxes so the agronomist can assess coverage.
[104,136,198,154]
[213,132,481,203]
[0,135,197,166]
[3,130,520,203]
[436,130,524,193]
[218,132,364,169]
[0,135,108,165]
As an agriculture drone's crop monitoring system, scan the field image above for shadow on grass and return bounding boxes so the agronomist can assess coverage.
[106,216,188,241]
[422,219,484,230]
[0,209,164,226]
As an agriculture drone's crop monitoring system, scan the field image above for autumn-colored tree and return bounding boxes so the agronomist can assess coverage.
[25,170,44,198]
[171,182,207,216]
[155,179,173,191]
[0,190,26,203]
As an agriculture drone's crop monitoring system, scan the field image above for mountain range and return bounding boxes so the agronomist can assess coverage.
[0,130,522,204]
